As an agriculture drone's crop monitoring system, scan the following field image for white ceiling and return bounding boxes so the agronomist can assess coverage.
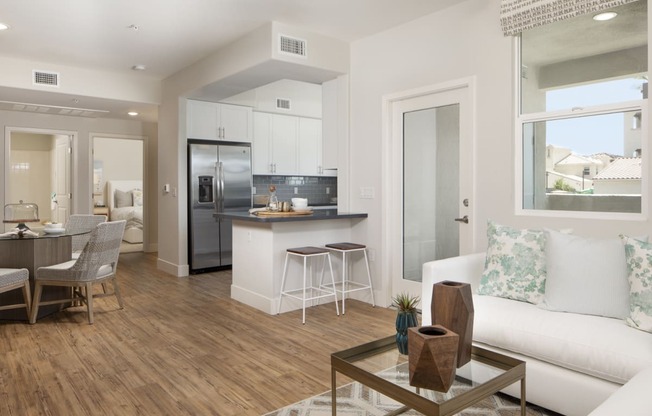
[0,0,464,122]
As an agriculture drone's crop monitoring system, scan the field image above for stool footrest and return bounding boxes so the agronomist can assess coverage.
[321,281,372,294]
[281,286,337,303]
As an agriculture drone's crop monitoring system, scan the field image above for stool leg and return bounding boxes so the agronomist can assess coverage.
[302,255,307,324]
[327,253,340,316]
[363,249,376,307]
[278,252,290,315]
[341,251,347,314]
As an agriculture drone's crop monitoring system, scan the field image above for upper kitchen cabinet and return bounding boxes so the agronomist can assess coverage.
[298,117,322,176]
[253,112,298,175]
[187,99,252,142]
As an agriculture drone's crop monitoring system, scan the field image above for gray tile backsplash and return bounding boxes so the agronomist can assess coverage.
[253,175,337,206]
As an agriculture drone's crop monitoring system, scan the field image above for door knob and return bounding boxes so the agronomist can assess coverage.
[454,215,469,224]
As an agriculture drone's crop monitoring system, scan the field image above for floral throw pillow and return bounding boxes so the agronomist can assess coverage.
[478,220,546,304]
[622,236,652,333]
[132,189,143,206]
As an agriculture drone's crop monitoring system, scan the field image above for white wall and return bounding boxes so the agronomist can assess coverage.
[223,79,323,118]
[348,0,652,304]
[0,55,160,105]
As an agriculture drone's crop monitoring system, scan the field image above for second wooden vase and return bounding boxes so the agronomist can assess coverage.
[431,280,474,367]
[408,325,459,392]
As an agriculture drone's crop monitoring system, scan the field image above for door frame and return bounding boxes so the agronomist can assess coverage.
[3,126,76,225]
[381,77,477,306]
[90,133,148,250]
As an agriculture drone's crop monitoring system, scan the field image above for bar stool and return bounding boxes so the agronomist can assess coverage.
[277,246,340,324]
[0,268,31,317]
[323,242,375,314]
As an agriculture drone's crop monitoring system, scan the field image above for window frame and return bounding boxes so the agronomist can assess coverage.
[514,36,649,221]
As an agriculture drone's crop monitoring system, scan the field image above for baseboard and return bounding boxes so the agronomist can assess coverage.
[157,257,190,277]
[231,284,275,314]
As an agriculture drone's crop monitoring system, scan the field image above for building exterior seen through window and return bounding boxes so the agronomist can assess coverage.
[519,1,647,214]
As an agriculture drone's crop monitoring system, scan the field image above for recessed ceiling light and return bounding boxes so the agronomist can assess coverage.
[593,12,617,21]
[127,111,139,116]
[132,64,146,71]
[0,23,10,31]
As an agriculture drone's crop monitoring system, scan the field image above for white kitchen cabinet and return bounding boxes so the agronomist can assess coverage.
[253,112,273,174]
[298,118,322,176]
[253,112,298,175]
[271,114,298,174]
[253,111,331,176]
[187,100,252,142]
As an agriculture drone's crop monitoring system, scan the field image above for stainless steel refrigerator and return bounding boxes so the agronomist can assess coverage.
[188,140,252,273]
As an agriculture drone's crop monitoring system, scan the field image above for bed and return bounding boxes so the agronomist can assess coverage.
[106,180,143,244]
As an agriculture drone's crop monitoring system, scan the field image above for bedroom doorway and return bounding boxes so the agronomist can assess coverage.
[92,135,145,253]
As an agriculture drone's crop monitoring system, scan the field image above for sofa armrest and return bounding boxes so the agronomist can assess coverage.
[588,365,652,416]
[421,252,485,325]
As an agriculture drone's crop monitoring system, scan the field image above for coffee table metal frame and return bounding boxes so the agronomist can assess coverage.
[331,335,526,416]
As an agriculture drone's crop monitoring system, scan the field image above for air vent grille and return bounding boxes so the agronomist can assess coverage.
[33,70,60,87]
[276,98,291,110]
[279,35,306,57]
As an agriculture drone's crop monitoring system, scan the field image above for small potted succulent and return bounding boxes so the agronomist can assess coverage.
[392,292,420,355]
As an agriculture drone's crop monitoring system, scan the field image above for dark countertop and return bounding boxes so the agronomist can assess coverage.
[214,209,367,223]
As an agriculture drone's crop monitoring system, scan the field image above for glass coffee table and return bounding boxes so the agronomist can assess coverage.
[331,335,526,416]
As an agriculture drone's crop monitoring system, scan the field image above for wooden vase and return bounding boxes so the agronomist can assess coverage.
[407,325,459,392]
[431,280,474,367]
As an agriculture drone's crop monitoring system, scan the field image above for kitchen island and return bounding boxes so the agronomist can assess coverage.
[215,209,368,315]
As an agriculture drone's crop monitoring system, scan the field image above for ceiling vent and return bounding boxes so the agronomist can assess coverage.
[276,98,291,110]
[33,70,60,87]
[279,35,307,58]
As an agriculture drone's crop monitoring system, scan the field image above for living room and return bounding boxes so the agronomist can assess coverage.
[0,0,650,415]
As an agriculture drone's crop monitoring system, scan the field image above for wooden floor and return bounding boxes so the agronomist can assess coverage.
[0,252,396,416]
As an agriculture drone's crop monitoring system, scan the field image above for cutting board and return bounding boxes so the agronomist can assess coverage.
[253,210,313,217]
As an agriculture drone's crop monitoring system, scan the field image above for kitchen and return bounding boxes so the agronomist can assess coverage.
[186,77,369,313]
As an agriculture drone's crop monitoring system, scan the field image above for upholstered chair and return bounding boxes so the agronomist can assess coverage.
[0,268,31,317]
[65,214,108,258]
[30,220,126,325]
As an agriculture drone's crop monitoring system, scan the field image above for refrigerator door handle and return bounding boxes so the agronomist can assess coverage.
[216,161,225,213]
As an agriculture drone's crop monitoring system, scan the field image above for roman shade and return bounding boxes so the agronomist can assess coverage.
[500,0,640,36]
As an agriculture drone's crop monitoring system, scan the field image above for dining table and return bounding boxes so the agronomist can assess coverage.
[0,228,90,321]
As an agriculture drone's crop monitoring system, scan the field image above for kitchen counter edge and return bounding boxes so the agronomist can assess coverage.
[214,209,367,223]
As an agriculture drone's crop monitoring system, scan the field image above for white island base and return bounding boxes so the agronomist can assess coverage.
[230,216,366,315]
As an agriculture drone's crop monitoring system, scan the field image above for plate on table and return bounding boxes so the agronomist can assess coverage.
[43,228,66,234]
[292,207,313,213]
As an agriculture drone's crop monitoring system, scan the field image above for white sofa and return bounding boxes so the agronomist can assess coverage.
[422,252,652,416]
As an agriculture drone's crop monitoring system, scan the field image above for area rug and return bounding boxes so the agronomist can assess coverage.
[265,366,560,416]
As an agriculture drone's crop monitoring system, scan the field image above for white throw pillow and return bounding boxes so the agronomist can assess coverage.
[541,229,630,319]
[478,220,547,304]
[114,189,133,208]
[621,236,652,333]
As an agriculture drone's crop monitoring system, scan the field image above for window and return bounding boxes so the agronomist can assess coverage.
[518,1,647,215]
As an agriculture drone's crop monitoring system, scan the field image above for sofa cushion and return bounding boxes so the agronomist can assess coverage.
[622,236,652,333]
[473,294,652,384]
[541,229,630,319]
[478,220,546,304]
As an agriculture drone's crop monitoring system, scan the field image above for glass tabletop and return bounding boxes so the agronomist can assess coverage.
[331,335,526,416]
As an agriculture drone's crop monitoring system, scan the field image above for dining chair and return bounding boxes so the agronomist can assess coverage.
[65,214,108,258]
[0,268,31,317]
[29,220,126,325]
